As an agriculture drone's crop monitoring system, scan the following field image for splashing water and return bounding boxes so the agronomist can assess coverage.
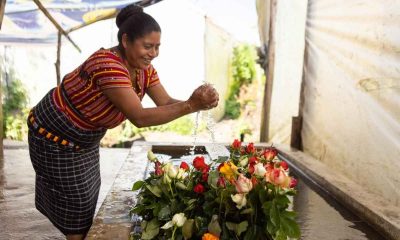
[190,82,230,159]
[190,111,201,155]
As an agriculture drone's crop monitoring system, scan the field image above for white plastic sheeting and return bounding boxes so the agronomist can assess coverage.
[302,0,400,206]
[257,0,308,144]
[258,0,400,207]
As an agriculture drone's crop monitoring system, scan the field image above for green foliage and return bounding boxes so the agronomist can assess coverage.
[225,44,258,119]
[3,80,29,140]
[124,116,204,138]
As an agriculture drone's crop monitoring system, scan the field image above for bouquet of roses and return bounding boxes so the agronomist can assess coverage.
[130,139,300,240]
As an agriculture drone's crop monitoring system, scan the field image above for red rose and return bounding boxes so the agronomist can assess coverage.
[264,148,277,161]
[193,183,205,193]
[290,178,298,188]
[217,177,226,188]
[202,172,209,182]
[246,143,256,153]
[280,161,288,170]
[249,156,258,164]
[193,156,208,171]
[248,163,255,174]
[232,139,241,149]
[251,176,258,186]
[180,162,189,171]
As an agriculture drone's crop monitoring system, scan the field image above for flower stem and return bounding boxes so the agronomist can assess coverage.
[171,226,177,240]
[169,181,174,195]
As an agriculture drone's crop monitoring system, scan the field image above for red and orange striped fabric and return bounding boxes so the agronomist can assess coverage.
[53,49,160,130]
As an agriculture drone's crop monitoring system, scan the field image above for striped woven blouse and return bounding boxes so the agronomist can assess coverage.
[53,48,160,130]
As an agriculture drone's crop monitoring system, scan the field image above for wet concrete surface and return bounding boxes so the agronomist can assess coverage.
[0,140,129,240]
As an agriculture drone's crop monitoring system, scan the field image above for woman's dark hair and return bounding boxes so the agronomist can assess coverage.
[116,4,161,48]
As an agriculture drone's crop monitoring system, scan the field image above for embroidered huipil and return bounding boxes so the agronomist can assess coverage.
[53,49,160,130]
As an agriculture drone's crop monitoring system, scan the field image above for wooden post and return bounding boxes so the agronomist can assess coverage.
[0,0,5,30]
[55,31,61,85]
[0,47,3,158]
[260,0,277,142]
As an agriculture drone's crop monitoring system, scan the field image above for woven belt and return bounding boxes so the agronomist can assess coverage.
[28,110,81,151]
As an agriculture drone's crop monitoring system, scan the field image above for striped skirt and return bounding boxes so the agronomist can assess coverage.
[28,89,107,235]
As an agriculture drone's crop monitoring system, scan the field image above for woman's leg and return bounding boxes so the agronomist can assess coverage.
[66,234,85,240]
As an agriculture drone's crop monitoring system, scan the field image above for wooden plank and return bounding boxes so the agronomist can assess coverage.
[290,116,302,149]
[260,0,277,142]
[32,0,81,52]
[0,0,5,30]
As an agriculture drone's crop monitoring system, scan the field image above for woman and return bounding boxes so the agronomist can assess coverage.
[27,4,219,240]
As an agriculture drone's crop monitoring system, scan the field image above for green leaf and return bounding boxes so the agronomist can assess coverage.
[132,180,145,191]
[141,218,160,239]
[131,205,145,214]
[270,200,280,227]
[146,185,162,197]
[262,201,272,216]
[225,221,248,237]
[176,182,187,190]
[216,156,229,163]
[280,215,301,238]
[240,208,253,215]
[282,210,297,220]
[275,229,287,240]
[266,219,277,236]
[236,221,249,236]
[157,205,171,220]
[208,215,222,237]
[182,219,195,239]
[275,195,290,207]
[207,171,220,189]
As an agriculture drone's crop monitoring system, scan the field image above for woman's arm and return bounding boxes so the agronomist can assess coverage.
[146,84,181,106]
[103,84,218,128]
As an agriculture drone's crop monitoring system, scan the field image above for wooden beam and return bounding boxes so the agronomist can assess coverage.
[0,0,6,30]
[66,11,117,34]
[260,0,277,142]
[32,0,81,52]
[55,31,61,85]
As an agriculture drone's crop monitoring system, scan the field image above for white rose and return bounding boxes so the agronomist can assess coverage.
[254,163,267,177]
[231,193,247,209]
[238,157,249,167]
[176,168,186,180]
[161,213,187,229]
[147,150,158,162]
[162,163,178,179]
[163,174,171,184]
[172,213,187,227]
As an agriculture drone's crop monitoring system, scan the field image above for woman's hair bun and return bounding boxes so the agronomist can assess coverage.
[116,4,143,28]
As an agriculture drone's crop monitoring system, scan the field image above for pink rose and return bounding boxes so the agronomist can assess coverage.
[234,174,253,193]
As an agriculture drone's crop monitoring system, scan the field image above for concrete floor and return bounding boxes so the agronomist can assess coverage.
[0,139,129,240]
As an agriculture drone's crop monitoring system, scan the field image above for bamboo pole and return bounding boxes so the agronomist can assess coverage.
[66,11,117,34]
[32,0,81,53]
[55,31,61,85]
[260,0,277,142]
[0,0,5,30]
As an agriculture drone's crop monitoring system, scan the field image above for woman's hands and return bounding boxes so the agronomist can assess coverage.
[187,84,219,112]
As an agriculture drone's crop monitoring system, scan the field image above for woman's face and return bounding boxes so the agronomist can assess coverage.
[123,31,161,70]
